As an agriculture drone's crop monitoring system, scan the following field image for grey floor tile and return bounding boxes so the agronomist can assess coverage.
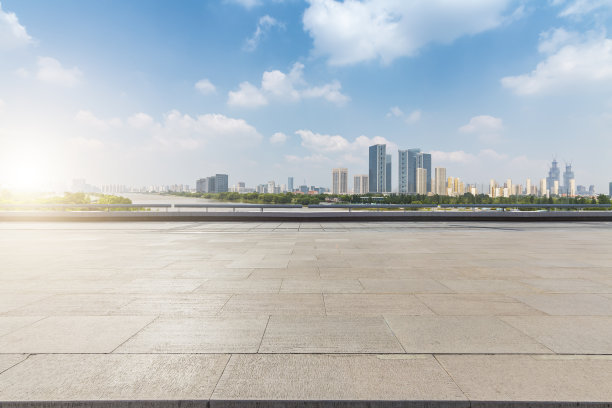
[0,354,28,373]
[194,279,281,294]
[5,294,134,316]
[0,294,50,314]
[0,316,45,337]
[520,278,612,293]
[512,293,612,315]
[385,316,551,354]
[359,278,452,293]
[417,294,542,316]
[259,316,404,353]
[0,316,155,353]
[437,354,612,402]
[324,294,434,316]
[280,279,363,293]
[0,353,229,400]
[113,294,231,317]
[502,316,612,354]
[115,316,268,353]
[211,354,466,401]
[219,294,325,316]
[437,279,534,294]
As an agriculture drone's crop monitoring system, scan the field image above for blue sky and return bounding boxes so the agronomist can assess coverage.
[0,0,611,192]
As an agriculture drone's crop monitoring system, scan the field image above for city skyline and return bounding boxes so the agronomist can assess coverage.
[1,1,611,191]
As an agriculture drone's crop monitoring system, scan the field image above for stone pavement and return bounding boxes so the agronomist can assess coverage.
[1,221,612,407]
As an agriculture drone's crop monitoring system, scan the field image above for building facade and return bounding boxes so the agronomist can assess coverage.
[385,154,392,193]
[368,144,387,193]
[416,168,427,195]
[353,174,369,194]
[434,167,447,195]
[288,177,294,192]
[416,152,432,193]
[332,168,348,194]
[398,150,408,194]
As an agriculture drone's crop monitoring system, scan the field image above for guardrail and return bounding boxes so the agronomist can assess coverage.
[173,203,303,212]
[308,203,612,212]
[0,204,171,211]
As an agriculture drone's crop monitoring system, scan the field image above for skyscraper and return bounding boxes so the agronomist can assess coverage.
[354,175,369,194]
[398,150,408,194]
[416,168,427,195]
[385,154,392,193]
[563,163,574,195]
[434,167,447,195]
[288,177,294,192]
[332,168,348,194]
[368,144,386,193]
[546,159,561,194]
[215,174,228,193]
[407,148,421,194]
[540,178,547,197]
[416,152,432,193]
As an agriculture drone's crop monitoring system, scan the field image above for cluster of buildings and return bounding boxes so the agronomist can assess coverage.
[195,174,229,193]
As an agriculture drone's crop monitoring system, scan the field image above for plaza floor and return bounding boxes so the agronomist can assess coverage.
[1,221,612,407]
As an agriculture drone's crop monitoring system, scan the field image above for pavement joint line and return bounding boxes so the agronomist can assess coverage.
[109,315,159,354]
[256,316,271,353]
[382,316,407,354]
[433,353,470,404]
[0,353,30,376]
[208,354,231,402]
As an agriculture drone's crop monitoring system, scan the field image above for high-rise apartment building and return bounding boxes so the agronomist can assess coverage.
[215,174,228,193]
[569,179,576,197]
[553,180,559,196]
[398,150,408,194]
[288,177,294,192]
[332,168,348,194]
[526,179,531,196]
[407,148,421,193]
[385,154,392,193]
[434,167,447,195]
[609,182,612,197]
[540,178,547,197]
[368,144,387,193]
[353,175,369,194]
[416,168,427,195]
[416,152,432,193]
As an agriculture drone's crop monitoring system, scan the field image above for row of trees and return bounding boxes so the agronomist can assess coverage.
[168,191,612,206]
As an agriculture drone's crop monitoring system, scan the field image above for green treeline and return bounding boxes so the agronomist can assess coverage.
[167,191,612,206]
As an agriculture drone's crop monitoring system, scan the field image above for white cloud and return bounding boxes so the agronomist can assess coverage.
[0,98,5,113]
[501,32,612,95]
[15,67,30,78]
[284,153,329,164]
[75,110,122,130]
[36,57,82,87]
[303,0,518,66]
[225,0,262,8]
[228,81,269,108]
[244,15,284,51]
[386,106,421,123]
[431,150,476,164]
[70,137,104,150]
[296,129,395,154]
[128,112,155,129]
[270,132,287,144]
[557,0,612,17]
[459,115,504,143]
[537,27,578,54]
[0,2,32,50]
[195,79,216,95]
[228,62,349,108]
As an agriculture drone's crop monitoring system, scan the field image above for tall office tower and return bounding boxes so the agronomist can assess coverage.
[526,179,531,196]
[267,181,275,194]
[215,174,229,193]
[288,177,294,192]
[563,164,574,195]
[434,168,447,195]
[589,185,595,195]
[489,179,497,197]
[398,150,408,194]
[553,180,559,195]
[196,178,207,193]
[368,144,387,193]
[332,168,348,194]
[206,176,216,193]
[407,148,421,193]
[416,152,432,193]
[353,175,369,194]
[448,177,454,196]
[540,178,547,197]
[385,154,392,193]
[569,179,576,197]
[416,168,427,195]
[546,159,561,193]
[506,179,513,196]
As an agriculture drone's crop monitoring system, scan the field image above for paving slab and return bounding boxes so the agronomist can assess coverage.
[502,316,612,354]
[0,354,229,401]
[211,354,467,401]
[512,293,612,315]
[4,294,134,316]
[0,316,155,353]
[279,279,363,293]
[359,278,452,294]
[219,294,325,316]
[324,294,434,316]
[385,316,552,354]
[0,317,45,337]
[416,294,543,316]
[0,294,51,314]
[0,355,28,373]
[437,354,612,402]
[520,278,612,293]
[115,316,269,353]
[259,316,404,353]
[194,279,282,294]
[437,279,535,294]
[114,294,231,317]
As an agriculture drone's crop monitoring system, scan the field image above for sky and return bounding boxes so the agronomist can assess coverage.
[0,0,611,192]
